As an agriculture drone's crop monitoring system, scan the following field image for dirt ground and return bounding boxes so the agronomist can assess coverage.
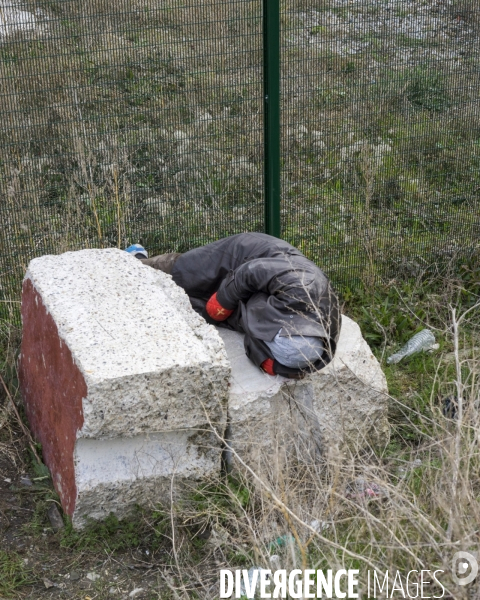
[0,416,202,600]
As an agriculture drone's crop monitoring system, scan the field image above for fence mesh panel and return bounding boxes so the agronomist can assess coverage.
[0,0,264,311]
[0,0,479,313]
[281,0,480,286]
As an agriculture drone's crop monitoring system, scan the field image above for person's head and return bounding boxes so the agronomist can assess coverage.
[264,330,325,369]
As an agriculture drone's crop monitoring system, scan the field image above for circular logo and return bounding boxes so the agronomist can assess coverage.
[452,551,478,586]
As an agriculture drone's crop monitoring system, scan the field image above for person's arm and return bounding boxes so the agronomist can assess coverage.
[205,255,316,323]
[217,257,296,307]
[203,257,283,321]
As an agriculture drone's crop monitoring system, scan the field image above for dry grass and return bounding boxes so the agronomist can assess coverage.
[149,305,480,599]
[0,4,478,593]
[1,283,479,598]
[0,241,478,597]
[0,306,25,478]
[0,0,479,302]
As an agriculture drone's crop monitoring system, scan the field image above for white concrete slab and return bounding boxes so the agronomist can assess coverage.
[73,428,219,525]
[20,249,229,525]
[25,249,229,438]
[218,316,389,472]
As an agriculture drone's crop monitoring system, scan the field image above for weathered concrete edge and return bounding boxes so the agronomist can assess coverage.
[72,427,223,526]
[22,251,231,439]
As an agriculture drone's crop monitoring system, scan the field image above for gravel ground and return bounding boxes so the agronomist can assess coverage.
[290,0,476,63]
[0,430,176,600]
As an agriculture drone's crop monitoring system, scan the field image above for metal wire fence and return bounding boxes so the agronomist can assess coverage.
[281,0,480,286]
[0,0,479,314]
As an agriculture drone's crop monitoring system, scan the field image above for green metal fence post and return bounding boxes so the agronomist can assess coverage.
[263,0,281,238]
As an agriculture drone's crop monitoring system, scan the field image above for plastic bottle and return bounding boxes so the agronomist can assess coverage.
[387,329,437,364]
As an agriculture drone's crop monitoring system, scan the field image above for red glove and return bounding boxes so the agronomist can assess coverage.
[205,292,234,321]
[261,358,275,376]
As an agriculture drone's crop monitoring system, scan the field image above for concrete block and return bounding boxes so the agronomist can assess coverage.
[218,329,288,471]
[19,249,228,526]
[218,315,389,472]
[73,430,221,523]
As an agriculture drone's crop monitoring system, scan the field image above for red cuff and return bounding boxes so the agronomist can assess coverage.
[205,292,234,321]
[261,358,275,376]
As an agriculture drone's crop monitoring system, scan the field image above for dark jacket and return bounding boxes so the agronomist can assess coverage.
[171,233,341,377]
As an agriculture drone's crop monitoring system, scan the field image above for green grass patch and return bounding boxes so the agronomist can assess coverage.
[60,508,170,552]
[0,551,36,596]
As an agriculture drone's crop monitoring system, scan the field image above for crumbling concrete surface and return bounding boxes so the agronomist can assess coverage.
[19,249,229,527]
[19,249,389,525]
[218,315,389,472]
